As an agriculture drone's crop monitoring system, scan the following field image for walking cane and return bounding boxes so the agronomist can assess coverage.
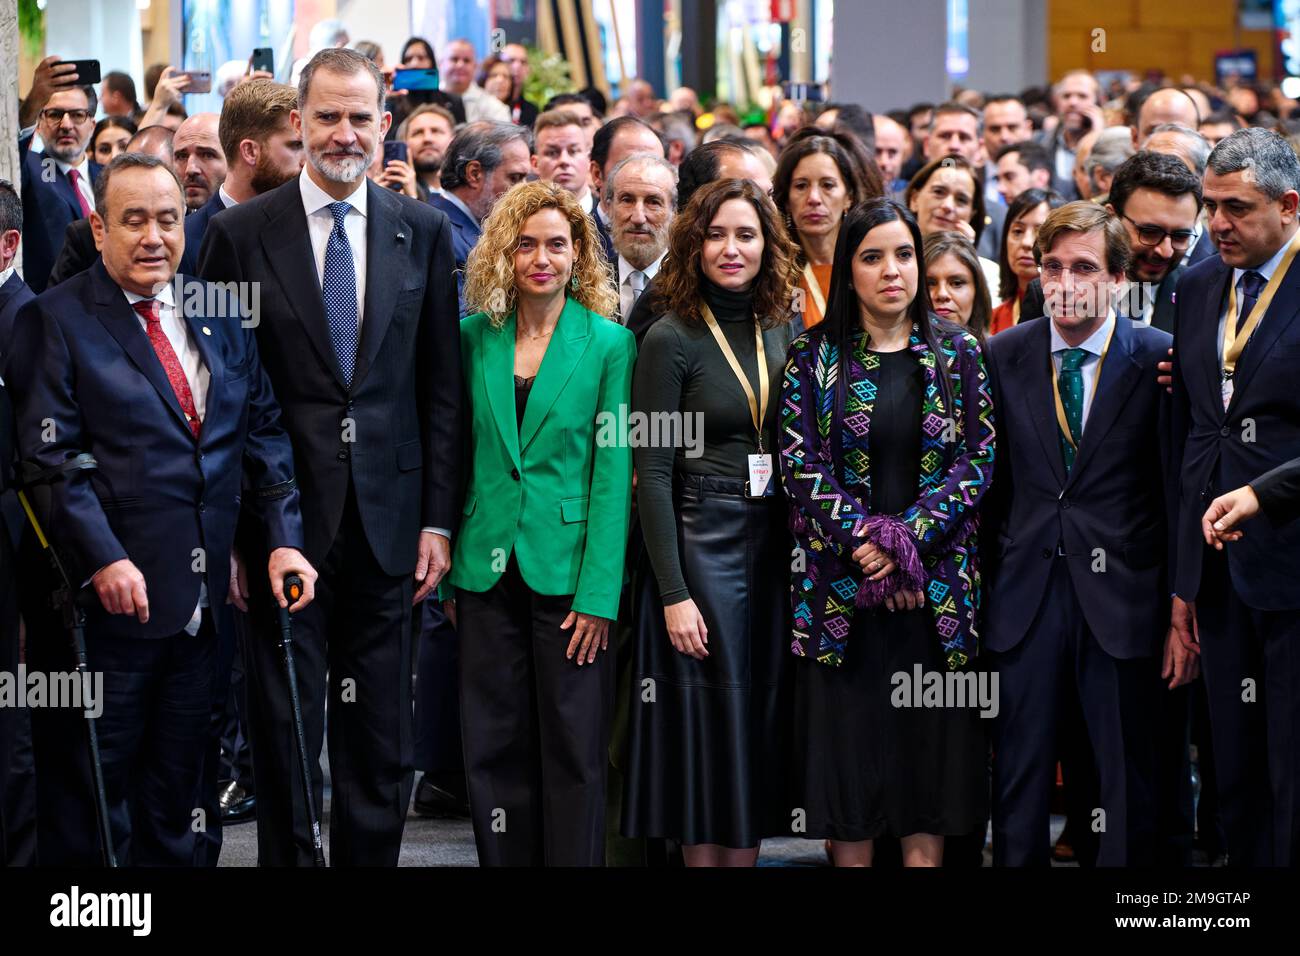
[277,572,326,867]
[17,471,117,867]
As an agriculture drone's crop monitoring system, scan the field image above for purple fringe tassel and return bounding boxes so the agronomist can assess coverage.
[854,515,926,608]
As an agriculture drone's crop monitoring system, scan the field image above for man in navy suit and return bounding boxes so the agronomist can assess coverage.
[0,180,35,865]
[17,79,101,293]
[7,153,316,865]
[430,120,531,313]
[984,202,1198,866]
[1170,127,1300,866]
[198,49,464,866]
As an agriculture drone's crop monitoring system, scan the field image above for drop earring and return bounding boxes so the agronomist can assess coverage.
[570,273,580,292]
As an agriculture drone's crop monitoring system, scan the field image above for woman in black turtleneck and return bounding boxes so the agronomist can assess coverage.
[621,179,800,866]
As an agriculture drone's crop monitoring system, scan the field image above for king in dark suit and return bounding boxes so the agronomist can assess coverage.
[7,153,312,865]
[983,202,1197,866]
[1170,128,1300,866]
[198,49,463,866]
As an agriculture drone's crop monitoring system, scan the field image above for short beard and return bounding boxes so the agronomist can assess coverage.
[614,233,667,271]
[308,145,371,184]
[45,139,86,164]
[250,152,299,194]
[414,154,443,175]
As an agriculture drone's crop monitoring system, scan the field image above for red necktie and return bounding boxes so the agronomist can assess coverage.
[132,299,200,438]
[66,167,92,218]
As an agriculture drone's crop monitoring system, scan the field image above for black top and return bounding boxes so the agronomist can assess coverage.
[632,278,796,603]
[514,374,535,429]
[863,346,923,515]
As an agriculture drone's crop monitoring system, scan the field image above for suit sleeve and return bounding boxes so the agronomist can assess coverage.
[239,320,304,552]
[571,330,636,618]
[1252,456,1300,527]
[1168,272,1193,595]
[418,214,464,533]
[8,300,128,584]
[979,337,1013,580]
[195,212,238,285]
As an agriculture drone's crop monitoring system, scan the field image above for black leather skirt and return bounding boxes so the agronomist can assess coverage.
[620,473,795,848]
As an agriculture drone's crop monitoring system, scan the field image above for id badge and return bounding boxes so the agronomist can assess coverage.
[1221,375,1234,411]
[746,453,774,499]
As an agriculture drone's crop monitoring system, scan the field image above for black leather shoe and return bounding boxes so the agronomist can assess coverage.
[219,780,257,823]
[413,774,470,818]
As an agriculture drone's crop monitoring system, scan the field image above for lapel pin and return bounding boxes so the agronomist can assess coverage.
[396,231,406,242]
[202,326,212,336]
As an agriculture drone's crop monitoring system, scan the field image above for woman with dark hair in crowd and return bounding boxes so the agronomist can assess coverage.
[773,128,882,329]
[90,115,137,166]
[923,232,992,340]
[779,198,995,866]
[906,155,1000,295]
[479,54,514,107]
[386,36,466,133]
[622,178,800,866]
[990,187,1064,335]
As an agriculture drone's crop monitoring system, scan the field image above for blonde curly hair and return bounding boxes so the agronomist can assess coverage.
[462,180,619,326]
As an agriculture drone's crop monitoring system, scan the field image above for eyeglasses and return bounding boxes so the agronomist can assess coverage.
[1121,214,1195,250]
[40,108,92,124]
[1041,260,1104,279]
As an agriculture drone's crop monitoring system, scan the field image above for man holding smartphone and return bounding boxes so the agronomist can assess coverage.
[1039,70,1106,200]
[16,56,101,293]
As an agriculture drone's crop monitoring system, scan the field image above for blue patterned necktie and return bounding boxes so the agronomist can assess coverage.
[1236,270,1267,335]
[1057,347,1088,472]
[323,200,359,386]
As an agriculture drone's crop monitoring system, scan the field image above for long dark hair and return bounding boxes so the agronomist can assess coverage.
[997,187,1064,302]
[818,198,956,417]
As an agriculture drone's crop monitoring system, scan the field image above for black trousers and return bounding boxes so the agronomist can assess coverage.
[991,560,1158,866]
[193,606,239,867]
[242,487,415,866]
[457,556,612,866]
[31,611,216,866]
[1196,548,1300,866]
[414,598,462,778]
[0,523,35,866]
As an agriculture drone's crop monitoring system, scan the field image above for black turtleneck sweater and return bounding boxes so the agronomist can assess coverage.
[631,278,796,603]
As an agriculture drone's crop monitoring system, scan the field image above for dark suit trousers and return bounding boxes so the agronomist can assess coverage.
[457,556,612,866]
[1195,547,1300,866]
[991,560,1158,866]
[193,610,238,867]
[243,485,415,866]
[0,528,35,866]
[414,598,463,777]
[30,612,216,866]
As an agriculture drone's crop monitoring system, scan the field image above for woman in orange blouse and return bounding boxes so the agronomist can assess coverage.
[988,187,1064,335]
[773,128,881,329]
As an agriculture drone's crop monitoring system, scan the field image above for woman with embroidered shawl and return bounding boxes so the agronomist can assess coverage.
[779,198,995,866]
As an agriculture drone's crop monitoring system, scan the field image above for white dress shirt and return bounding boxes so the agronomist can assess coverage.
[299,168,368,328]
[1050,310,1116,431]
[0,265,14,290]
[123,280,211,634]
[618,253,662,324]
[218,183,238,208]
[55,155,95,213]
[1216,230,1295,363]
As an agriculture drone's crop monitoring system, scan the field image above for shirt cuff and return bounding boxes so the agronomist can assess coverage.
[422,526,451,539]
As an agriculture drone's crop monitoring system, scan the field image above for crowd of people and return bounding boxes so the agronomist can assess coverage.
[1,30,1299,870]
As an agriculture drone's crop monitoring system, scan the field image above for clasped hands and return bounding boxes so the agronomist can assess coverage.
[852,538,923,611]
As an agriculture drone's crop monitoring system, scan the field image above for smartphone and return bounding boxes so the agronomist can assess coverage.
[182,70,212,95]
[382,141,408,190]
[64,59,102,85]
[391,68,440,92]
[251,47,274,74]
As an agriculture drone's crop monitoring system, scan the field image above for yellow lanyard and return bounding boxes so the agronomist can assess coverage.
[1051,320,1116,451]
[802,263,827,321]
[1222,229,1300,377]
[701,302,769,453]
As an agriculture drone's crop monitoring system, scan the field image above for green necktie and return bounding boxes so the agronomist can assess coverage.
[1057,347,1088,472]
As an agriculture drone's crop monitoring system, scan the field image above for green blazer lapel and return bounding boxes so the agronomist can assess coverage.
[481,312,522,471]
[519,297,592,454]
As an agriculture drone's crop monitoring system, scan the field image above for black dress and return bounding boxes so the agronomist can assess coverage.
[621,283,795,849]
[793,348,987,843]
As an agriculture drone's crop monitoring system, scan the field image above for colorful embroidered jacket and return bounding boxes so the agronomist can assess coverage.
[779,323,996,669]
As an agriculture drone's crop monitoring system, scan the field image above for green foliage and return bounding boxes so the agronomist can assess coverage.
[19,0,45,60]
[523,46,573,109]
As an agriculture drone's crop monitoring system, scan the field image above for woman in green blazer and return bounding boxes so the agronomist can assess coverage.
[450,180,635,866]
